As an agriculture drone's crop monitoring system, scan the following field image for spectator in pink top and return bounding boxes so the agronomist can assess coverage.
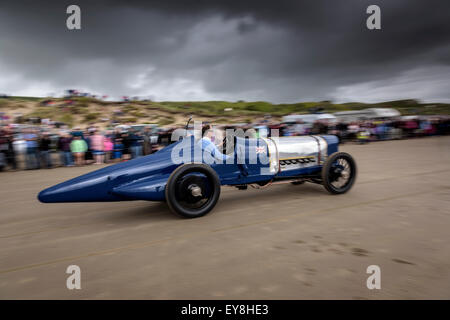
[90,130,105,164]
[103,136,114,163]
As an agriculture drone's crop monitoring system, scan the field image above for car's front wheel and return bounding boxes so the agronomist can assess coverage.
[322,152,357,194]
[165,163,221,218]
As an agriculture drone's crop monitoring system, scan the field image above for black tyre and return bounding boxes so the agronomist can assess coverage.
[322,152,357,194]
[165,163,221,218]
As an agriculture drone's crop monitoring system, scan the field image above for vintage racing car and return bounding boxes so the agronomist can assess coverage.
[38,130,357,218]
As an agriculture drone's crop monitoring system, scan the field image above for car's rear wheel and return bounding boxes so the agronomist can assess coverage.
[165,163,221,218]
[322,152,357,194]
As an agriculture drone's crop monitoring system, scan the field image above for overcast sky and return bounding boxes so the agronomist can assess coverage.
[0,0,449,103]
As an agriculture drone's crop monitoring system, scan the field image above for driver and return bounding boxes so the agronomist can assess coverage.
[198,125,230,162]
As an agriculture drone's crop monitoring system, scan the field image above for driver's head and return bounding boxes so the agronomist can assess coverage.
[202,124,212,138]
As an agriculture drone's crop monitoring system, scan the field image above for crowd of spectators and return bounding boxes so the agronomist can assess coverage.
[218,116,450,146]
[0,125,157,171]
[0,116,449,171]
[275,116,450,144]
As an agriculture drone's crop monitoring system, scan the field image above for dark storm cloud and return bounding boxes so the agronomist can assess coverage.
[0,0,449,102]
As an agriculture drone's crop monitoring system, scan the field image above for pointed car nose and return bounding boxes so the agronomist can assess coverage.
[38,188,57,203]
[38,174,113,203]
[37,142,180,203]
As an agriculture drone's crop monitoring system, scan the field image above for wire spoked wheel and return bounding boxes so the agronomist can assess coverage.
[165,163,221,218]
[322,152,357,194]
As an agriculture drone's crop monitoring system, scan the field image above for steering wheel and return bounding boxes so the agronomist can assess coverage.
[222,136,228,154]
[222,135,235,155]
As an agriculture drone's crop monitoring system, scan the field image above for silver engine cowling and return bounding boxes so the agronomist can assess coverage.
[267,136,328,172]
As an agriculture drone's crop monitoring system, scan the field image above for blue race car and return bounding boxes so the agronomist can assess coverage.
[38,129,357,218]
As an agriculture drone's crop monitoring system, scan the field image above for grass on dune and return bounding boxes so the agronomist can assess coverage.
[0,96,448,127]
